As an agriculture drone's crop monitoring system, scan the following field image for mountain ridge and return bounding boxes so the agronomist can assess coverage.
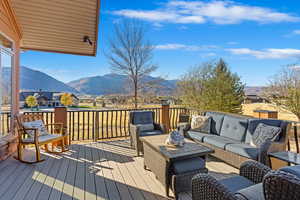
[67,74,178,95]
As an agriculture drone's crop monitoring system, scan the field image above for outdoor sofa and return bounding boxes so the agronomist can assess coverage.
[183,111,290,168]
[192,160,300,200]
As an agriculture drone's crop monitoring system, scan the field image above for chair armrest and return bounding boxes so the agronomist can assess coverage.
[22,128,39,143]
[130,124,140,138]
[240,160,271,184]
[263,170,300,200]
[45,123,64,134]
[191,173,236,200]
[154,123,165,133]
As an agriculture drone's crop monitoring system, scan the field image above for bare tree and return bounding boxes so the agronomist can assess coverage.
[264,64,300,120]
[107,20,157,108]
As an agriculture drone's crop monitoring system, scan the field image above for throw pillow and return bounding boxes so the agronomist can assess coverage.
[22,120,48,138]
[251,123,281,147]
[191,115,211,133]
[137,123,154,132]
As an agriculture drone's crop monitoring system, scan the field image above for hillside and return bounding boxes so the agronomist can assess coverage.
[68,74,177,95]
[2,66,78,93]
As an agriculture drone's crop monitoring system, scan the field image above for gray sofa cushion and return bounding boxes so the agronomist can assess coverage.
[280,165,300,178]
[220,115,249,142]
[245,119,285,144]
[203,136,239,149]
[219,176,254,193]
[187,131,210,142]
[225,143,259,159]
[131,111,154,124]
[139,130,162,136]
[205,112,225,135]
[235,183,264,200]
[173,157,205,174]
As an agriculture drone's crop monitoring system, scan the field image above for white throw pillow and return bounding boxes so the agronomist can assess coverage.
[137,123,154,132]
[191,115,211,133]
[22,120,48,137]
[250,123,281,147]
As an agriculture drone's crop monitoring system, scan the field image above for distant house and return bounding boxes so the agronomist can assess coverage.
[244,94,269,104]
[20,91,79,108]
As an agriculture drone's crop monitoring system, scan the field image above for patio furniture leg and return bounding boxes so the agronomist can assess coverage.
[35,143,41,162]
[61,138,65,152]
[165,186,169,197]
[45,144,49,152]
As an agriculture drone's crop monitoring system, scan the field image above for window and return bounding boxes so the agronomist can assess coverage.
[0,34,14,135]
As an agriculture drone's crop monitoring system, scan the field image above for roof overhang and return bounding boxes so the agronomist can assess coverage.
[10,0,100,56]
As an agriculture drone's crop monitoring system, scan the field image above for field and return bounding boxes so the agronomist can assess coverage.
[242,103,298,122]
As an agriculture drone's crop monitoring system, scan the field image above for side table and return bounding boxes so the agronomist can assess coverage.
[268,151,300,170]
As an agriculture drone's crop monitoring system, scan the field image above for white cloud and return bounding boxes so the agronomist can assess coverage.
[155,43,217,51]
[112,1,299,25]
[227,41,239,45]
[228,48,300,59]
[293,30,300,35]
[289,65,300,71]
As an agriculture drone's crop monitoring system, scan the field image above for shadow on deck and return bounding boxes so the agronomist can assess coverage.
[0,140,238,200]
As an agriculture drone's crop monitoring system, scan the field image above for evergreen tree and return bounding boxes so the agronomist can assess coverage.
[178,59,245,113]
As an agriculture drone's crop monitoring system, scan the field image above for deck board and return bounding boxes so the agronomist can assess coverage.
[0,140,238,200]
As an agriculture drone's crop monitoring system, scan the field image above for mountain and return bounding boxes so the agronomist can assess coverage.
[244,86,266,96]
[1,66,78,93]
[68,74,178,95]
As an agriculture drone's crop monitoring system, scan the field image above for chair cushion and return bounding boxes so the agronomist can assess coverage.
[235,183,264,200]
[139,130,163,137]
[225,143,259,159]
[22,120,48,137]
[219,176,254,193]
[173,157,205,174]
[22,134,62,143]
[251,123,281,147]
[131,111,154,125]
[203,135,239,149]
[245,119,284,144]
[280,165,300,178]
[187,131,210,142]
[136,124,154,132]
[205,112,225,135]
[190,115,211,133]
[220,115,249,142]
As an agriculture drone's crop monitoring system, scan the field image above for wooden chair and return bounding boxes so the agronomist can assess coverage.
[15,113,68,164]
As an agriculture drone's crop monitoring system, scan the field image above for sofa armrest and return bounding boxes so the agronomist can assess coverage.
[240,160,272,184]
[191,173,236,200]
[263,170,300,200]
[258,141,286,166]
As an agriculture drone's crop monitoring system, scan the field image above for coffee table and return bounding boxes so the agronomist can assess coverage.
[140,134,214,198]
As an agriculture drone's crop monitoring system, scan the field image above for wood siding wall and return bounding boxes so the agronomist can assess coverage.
[0,0,21,160]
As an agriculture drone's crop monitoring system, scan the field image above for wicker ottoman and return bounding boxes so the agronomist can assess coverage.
[171,157,208,200]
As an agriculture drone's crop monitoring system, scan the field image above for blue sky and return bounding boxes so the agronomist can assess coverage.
[21,0,300,86]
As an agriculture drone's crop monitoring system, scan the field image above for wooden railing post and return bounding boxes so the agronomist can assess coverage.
[95,112,99,142]
[161,101,170,133]
[54,107,69,145]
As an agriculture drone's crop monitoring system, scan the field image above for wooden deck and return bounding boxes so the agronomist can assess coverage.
[0,140,238,200]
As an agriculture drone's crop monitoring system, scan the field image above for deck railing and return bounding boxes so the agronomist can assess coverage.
[0,112,11,135]
[2,107,299,153]
[21,107,187,141]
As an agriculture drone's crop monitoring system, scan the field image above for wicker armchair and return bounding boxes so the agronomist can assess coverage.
[192,160,300,200]
[129,111,165,156]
